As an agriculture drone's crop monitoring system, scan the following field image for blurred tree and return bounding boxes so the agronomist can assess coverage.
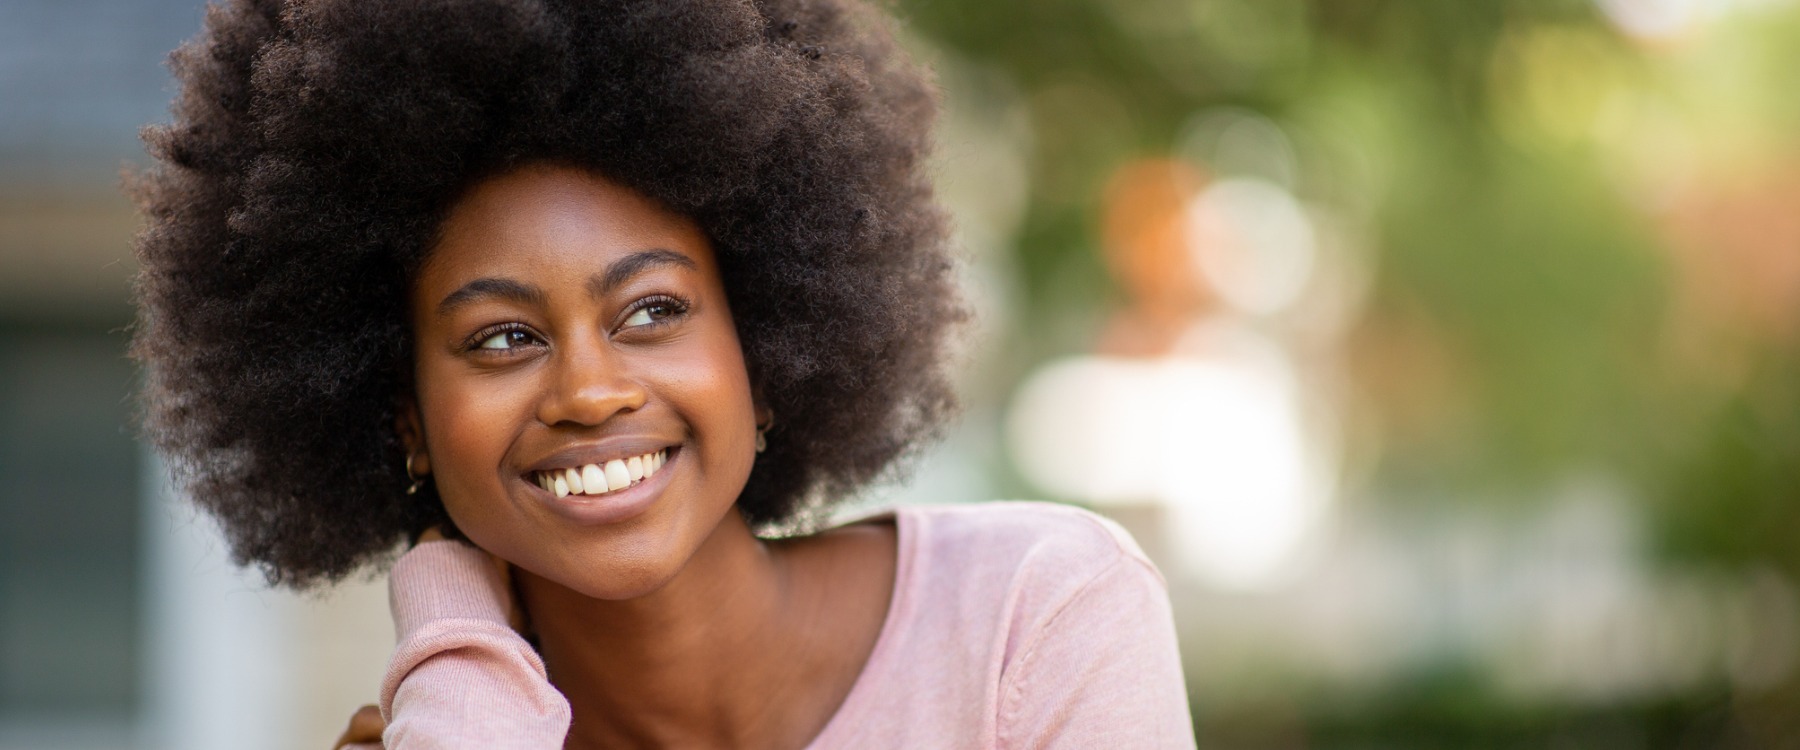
[901,0,1800,743]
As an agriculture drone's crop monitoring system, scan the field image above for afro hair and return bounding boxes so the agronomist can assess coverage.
[130,0,963,589]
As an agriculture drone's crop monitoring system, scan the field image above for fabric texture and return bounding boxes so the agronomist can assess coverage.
[375,501,1196,749]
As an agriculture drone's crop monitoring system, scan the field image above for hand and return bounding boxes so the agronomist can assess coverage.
[332,704,384,749]
[416,526,530,635]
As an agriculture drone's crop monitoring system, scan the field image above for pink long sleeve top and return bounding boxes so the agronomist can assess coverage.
[362,501,1196,749]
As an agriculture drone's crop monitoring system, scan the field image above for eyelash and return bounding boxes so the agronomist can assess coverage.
[459,294,692,355]
[463,323,542,356]
[623,294,691,329]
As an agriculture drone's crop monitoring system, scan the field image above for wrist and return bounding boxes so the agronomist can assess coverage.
[389,540,513,640]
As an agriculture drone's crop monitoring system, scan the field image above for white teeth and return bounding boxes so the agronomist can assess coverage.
[578,464,603,495]
[536,450,668,496]
[604,460,630,491]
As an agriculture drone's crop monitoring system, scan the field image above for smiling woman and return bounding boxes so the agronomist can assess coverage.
[129,0,1193,748]
[407,165,766,601]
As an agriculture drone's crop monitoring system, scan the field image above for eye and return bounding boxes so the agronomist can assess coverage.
[470,326,541,352]
[620,296,689,330]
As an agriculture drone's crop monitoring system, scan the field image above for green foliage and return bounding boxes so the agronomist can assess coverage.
[901,0,1800,739]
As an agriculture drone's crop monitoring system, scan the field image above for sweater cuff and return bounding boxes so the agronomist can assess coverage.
[389,540,512,641]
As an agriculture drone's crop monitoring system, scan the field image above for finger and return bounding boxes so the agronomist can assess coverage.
[418,526,447,543]
[334,703,384,746]
[333,704,385,749]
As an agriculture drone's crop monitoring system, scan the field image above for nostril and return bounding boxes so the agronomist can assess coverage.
[536,370,651,428]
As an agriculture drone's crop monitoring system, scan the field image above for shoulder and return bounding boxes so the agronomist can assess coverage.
[806,503,1188,745]
[923,505,1190,747]
[899,501,1159,579]
[893,502,1166,624]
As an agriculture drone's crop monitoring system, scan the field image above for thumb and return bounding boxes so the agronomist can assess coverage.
[333,704,384,748]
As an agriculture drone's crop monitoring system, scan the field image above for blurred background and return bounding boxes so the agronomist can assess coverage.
[2,0,1797,747]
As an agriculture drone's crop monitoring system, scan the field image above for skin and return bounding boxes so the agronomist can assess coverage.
[379,163,898,749]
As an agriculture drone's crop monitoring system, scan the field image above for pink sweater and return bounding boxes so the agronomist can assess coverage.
[359,502,1195,749]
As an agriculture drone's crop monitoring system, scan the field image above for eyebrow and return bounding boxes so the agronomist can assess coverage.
[436,277,545,317]
[588,249,696,299]
[436,249,698,317]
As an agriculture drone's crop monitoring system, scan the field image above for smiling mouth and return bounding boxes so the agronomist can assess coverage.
[530,449,669,498]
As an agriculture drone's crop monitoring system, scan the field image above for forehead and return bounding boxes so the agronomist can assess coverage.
[419,163,715,287]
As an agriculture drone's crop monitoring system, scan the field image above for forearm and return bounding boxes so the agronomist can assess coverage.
[379,542,571,749]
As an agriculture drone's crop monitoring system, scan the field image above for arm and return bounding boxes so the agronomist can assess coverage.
[995,553,1196,750]
[376,541,572,749]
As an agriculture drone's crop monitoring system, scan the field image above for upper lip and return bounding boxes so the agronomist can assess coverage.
[521,438,679,474]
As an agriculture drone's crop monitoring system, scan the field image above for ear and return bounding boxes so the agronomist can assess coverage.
[750,383,773,431]
[396,394,431,477]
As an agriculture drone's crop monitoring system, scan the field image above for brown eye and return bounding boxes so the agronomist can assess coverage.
[620,297,689,330]
[477,329,537,350]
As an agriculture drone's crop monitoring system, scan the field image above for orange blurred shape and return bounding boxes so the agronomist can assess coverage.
[1657,162,1800,345]
[1101,158,1210,311]
[1097,159,1212,357]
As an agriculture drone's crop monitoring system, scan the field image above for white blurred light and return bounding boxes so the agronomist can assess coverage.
[1186,178,1317,316]
[1155,358,1314,589]
[1592,0,1780,39]
[1006,345,1324,589]
[1596,0,1700,39]
[1005,357,1162,505]
[1176,107,1299,188]
[1598,0,1792,40]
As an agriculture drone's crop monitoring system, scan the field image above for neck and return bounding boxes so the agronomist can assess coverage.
[514,511,825,748]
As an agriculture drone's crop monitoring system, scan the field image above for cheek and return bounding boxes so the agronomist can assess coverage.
[686,342,756,447]
[654,328,759,498]
[418,366,536,528]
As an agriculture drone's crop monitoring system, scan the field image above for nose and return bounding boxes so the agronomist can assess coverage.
[535,332,647,428]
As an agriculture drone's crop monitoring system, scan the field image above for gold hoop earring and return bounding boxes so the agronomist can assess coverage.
[755,413,774,454]
[405,454,425,495]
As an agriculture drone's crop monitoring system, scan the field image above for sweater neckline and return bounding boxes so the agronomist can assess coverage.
[800,505,916,749]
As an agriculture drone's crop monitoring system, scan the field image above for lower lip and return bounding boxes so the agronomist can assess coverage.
[525,448,678,526]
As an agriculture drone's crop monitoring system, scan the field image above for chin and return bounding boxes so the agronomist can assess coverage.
[523,533,693,602]
[559,561,679,601]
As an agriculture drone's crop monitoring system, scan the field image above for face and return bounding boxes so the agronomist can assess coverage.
[404,163,760,599]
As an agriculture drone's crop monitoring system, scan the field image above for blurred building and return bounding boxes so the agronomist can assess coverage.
[0,3,391,749]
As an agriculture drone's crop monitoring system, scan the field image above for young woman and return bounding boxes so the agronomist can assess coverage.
[131,0,1194,747]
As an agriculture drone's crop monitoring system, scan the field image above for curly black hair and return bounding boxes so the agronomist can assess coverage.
[129,0,963,589]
